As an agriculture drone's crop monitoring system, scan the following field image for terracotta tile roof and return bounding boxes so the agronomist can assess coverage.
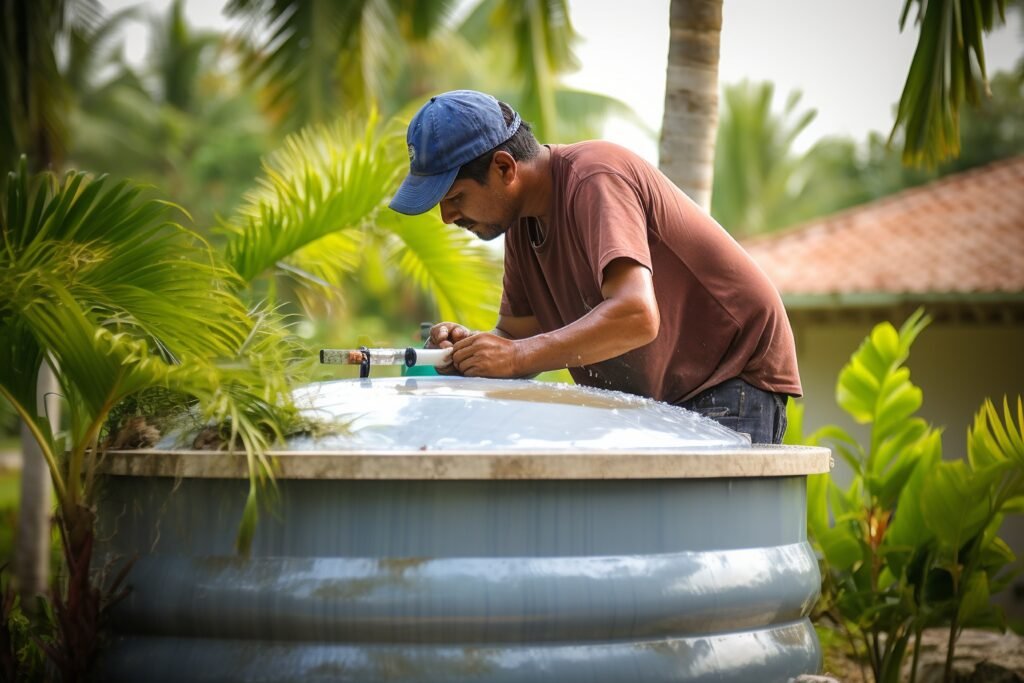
[741,155,1024,298]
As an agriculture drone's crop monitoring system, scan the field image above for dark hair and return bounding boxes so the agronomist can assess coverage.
[455,101,541,184]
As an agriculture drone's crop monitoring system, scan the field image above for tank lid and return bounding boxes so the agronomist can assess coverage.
[275,377,752,452]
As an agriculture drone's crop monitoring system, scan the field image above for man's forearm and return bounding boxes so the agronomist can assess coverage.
[513,298,658,375]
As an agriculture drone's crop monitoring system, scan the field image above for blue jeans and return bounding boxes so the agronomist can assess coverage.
[677,378,789,444]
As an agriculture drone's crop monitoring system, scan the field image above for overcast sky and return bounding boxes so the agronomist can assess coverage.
[105,0,1023,162]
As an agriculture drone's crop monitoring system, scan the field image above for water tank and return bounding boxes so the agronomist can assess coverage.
[95,377,831,682]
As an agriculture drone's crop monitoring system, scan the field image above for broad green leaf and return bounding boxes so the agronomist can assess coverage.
[818,525,863,571]
[814,425,864,476]
[959,572,990,624]
[920,461,990,552]
[806,472,830,539]
[873,370,923,441]
[978,535,1016,569]
[886,430,942,550]
[870,322,901,367]
[783,399,807,445]
[969,460,1015,498]
[872,418,929,475]
[837,360,880,423]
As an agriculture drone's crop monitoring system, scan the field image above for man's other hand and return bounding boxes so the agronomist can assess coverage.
[452,333,522,378]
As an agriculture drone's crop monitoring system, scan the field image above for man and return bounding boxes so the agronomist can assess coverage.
[389,90,800,444]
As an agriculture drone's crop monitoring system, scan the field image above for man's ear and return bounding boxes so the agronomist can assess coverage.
[491,151,517,186]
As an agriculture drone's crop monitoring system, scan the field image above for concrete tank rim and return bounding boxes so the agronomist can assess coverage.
[97,444,833,480]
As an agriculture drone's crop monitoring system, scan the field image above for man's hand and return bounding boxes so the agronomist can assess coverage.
[427,322,472,374]
[452,332,523,378]
[427,322,472,349]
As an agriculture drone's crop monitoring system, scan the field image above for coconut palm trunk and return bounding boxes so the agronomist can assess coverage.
[658,0,723,210]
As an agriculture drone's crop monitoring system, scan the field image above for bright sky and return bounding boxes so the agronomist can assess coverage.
[107,0,1023,162]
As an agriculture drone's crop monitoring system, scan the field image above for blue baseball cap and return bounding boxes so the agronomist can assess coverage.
[389,90,522,216]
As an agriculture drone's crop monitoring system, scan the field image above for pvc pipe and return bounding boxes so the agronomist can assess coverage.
[320,347,453,367]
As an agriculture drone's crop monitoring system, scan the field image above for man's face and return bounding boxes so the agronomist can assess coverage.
[438,178,520,242]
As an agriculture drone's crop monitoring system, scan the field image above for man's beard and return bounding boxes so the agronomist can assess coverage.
[456,219,512,241]
[474,222,511,241]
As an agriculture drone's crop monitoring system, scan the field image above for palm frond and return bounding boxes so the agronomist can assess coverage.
[5,163,251,357]
[376,210,502,331]
[223,112,404,282]
[226,0,367,129]
[711,81,820,236]
[892,0,1008,167]
[225,110,503,329]
[461,0,580,140]
[552,89,654,142]
[2,160,305,535]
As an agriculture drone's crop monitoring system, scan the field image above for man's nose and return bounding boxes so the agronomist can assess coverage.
[439,201,458,225]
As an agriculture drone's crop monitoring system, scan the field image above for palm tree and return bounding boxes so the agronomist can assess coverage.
[658,0,722,210]
[66,0,273,229]
[710,81,819,237]
[0,0,84,179]
[660,0,1008,211]
[226,0,631,143]
[0,0,98,612]
[0,158,305,678]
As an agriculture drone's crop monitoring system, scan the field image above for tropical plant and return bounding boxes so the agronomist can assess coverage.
[788,310,1024,682]
[221,111,504,333]
[0,158,307,678]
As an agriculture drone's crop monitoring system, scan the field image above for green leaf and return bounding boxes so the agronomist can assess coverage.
[224,112,403,282]
[782,399,807,445]
[814,425,865,476]
[891,0,1009,167]
[837,360,881,423]
[978,535,1016,569]
[886,430,942,550]
[818,525,863,571]
[377,210,502,332]
[920,461,990,552]
[959,571,990,622]
[873,370,923,440]
[969,396,1024,470]
[872,418,929,476]
[807,472,830,539]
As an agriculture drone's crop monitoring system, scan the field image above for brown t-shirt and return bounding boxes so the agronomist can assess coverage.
[500,141,802,403]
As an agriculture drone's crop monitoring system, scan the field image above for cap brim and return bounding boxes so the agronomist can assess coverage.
[388,167,459,216]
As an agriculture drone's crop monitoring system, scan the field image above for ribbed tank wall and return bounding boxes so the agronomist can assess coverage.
[95,476,821,682]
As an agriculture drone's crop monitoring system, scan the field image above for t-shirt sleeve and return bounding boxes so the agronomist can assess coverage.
[499,229,533,317]
[570,172,653,286]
